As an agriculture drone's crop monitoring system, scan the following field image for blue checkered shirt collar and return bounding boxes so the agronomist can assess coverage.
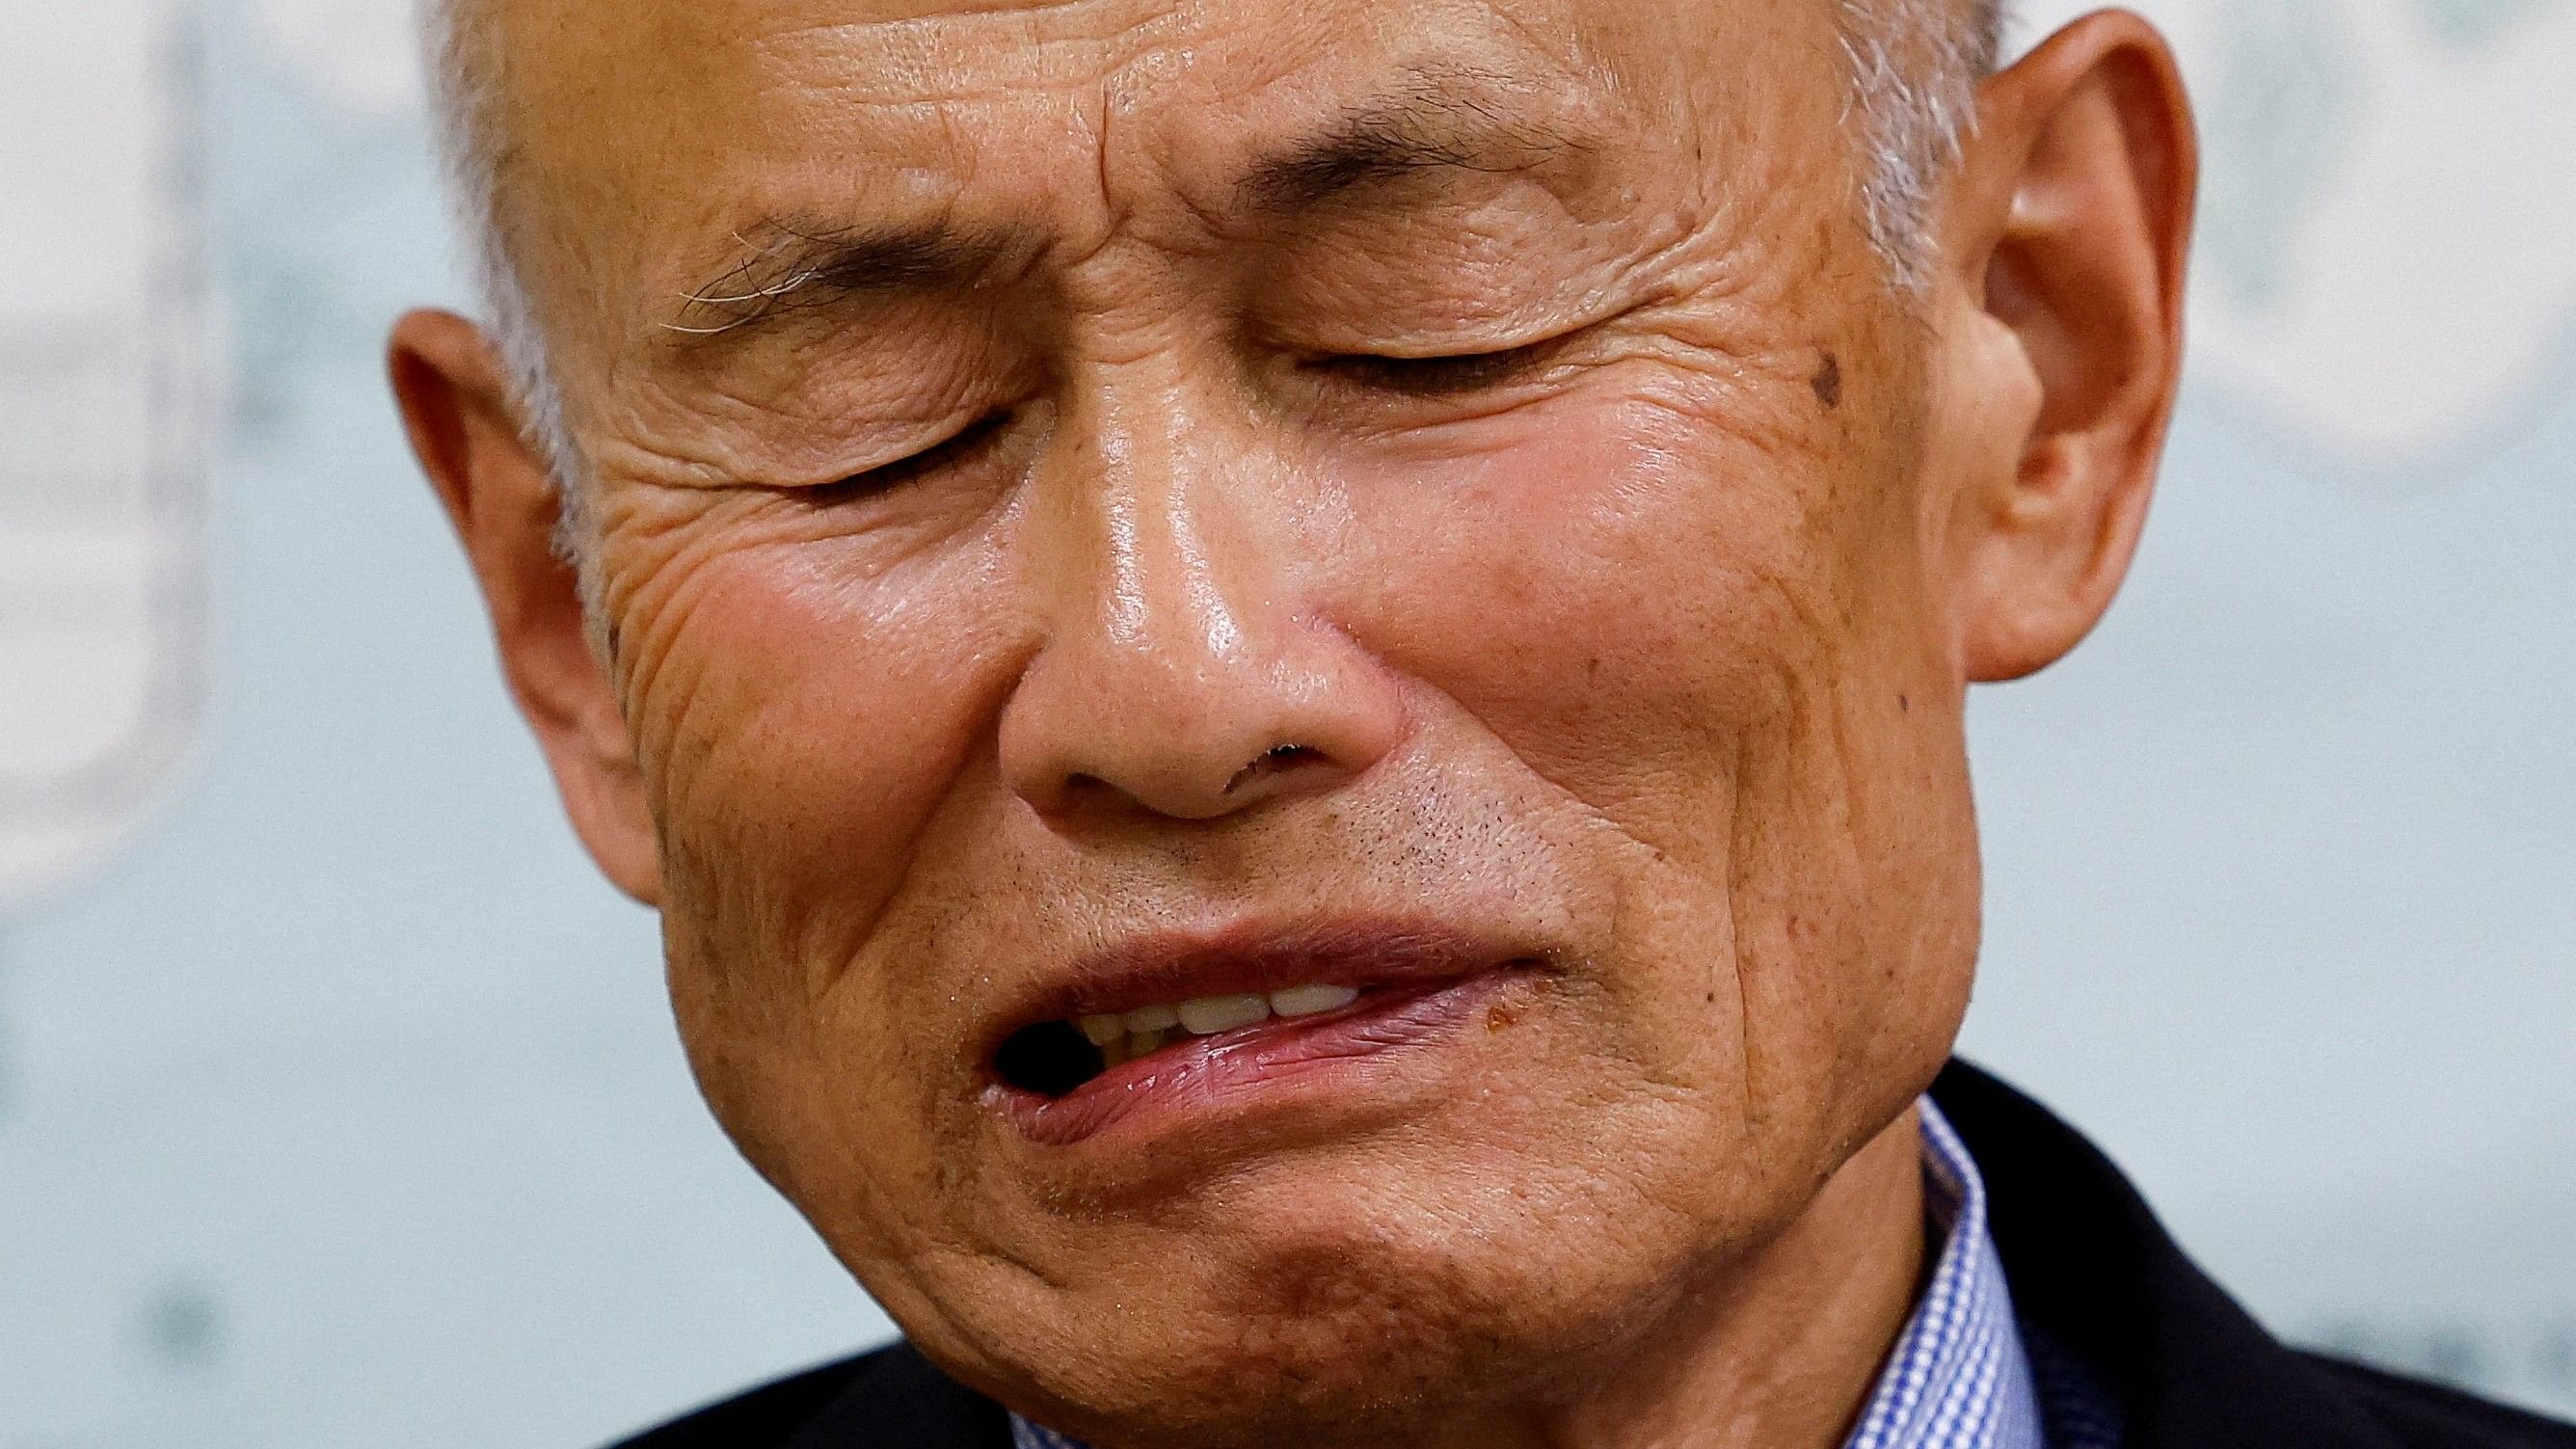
[1010,1098,2108,1449]
[1845,1098,2046,1449]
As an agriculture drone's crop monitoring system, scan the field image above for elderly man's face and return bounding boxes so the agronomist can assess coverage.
[397,0,2187,1441]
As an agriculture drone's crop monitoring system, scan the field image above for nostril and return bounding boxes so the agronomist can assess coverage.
[1225,744,1324,796]
[994,1021,1107,1098]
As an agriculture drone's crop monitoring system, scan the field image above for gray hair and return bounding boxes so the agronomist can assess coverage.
[422,0,2011,553]
[1839,0,2013,289]
[421,0,582,548]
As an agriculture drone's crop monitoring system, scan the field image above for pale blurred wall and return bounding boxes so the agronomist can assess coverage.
[0,1,2568,1444]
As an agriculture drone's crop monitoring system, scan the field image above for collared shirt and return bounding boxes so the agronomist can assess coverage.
[1849,1099,2049,1449]
[1010,1100,2121,1449]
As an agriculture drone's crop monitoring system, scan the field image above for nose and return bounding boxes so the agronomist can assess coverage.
[997,390,1404,825]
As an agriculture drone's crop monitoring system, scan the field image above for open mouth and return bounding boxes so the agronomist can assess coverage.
[981,923,1544,1145]
[994,980,1380,1097]
[986,969,1537,1147]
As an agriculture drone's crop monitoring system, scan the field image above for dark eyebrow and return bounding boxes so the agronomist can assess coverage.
[1238,74,1587,216]
[664,220,1016,341]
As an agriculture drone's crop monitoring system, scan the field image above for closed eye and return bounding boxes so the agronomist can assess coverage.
[797,409,1013,502]
[1301,335,1567,397]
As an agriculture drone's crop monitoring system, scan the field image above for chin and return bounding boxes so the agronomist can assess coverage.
[896,1159,1725,1449]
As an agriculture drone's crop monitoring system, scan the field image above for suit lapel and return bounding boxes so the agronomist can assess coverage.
[783,1342,1015,1449]
[1936,1060,2403,1449]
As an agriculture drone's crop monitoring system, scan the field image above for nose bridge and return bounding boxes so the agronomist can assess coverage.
[1037,346,1275,732]
[1001,338,1401,823]
[1084,349,1248,665]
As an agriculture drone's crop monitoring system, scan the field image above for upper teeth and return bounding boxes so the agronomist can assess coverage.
[1076,982,1360,1050]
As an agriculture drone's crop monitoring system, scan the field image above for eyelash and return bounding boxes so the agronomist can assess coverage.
[801,409,1013,500]
[1301,336,1566,397]
[787,333,1560,502]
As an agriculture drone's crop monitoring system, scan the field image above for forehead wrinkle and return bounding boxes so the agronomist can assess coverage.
[494,0,1177,257]
[738,0,1184,108]
[657,40,1616,296]
[529,0,1662,363]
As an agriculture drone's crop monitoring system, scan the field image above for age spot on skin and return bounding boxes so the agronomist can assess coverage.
[1487,1001,1523,1033]
[1810,350,1843,410]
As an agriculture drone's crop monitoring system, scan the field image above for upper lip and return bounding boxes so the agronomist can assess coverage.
[982,915,1536,1056]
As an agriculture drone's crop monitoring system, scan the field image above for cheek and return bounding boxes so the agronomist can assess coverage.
[1330,389,1954,1131]
[646,562,991,912]
[1337,392,1847,863]
[609,520,1018,1125]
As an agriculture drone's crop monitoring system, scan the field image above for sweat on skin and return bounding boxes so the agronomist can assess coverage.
[389,2,2195,1446]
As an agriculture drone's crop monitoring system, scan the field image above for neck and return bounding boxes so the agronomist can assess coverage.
[1458,1105,1929,1449]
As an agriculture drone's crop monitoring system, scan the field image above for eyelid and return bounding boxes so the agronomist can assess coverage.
[1295,325,1585,397]
[1303,296,1618,362]
[786,408,1014,498]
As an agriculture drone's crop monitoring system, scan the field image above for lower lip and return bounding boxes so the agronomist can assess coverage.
[989,970,1517,1147]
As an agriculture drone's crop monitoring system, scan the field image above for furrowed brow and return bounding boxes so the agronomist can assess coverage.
[664,219,1016,341]
[1239,73,1589,216]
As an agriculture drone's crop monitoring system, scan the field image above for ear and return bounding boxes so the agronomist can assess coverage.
[1932,10,2197,682]
[389,309,662,904]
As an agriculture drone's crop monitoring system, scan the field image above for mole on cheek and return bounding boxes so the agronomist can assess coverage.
[1809,351,1843,410]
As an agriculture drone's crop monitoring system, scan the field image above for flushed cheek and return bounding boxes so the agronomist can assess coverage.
[1337,393,1839,860]
[636,550,1035,1275]
[624,530,1019,1006]
[1324,394,1888,1106]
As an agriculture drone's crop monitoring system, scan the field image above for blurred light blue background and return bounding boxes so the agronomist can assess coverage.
[3,0,2571,1444]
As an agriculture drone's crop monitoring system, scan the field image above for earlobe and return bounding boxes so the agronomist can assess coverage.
[388,309,664,905]
[1937,13,2198,684]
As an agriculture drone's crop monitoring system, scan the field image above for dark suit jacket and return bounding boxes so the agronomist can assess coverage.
[611,1061,2576,1448]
